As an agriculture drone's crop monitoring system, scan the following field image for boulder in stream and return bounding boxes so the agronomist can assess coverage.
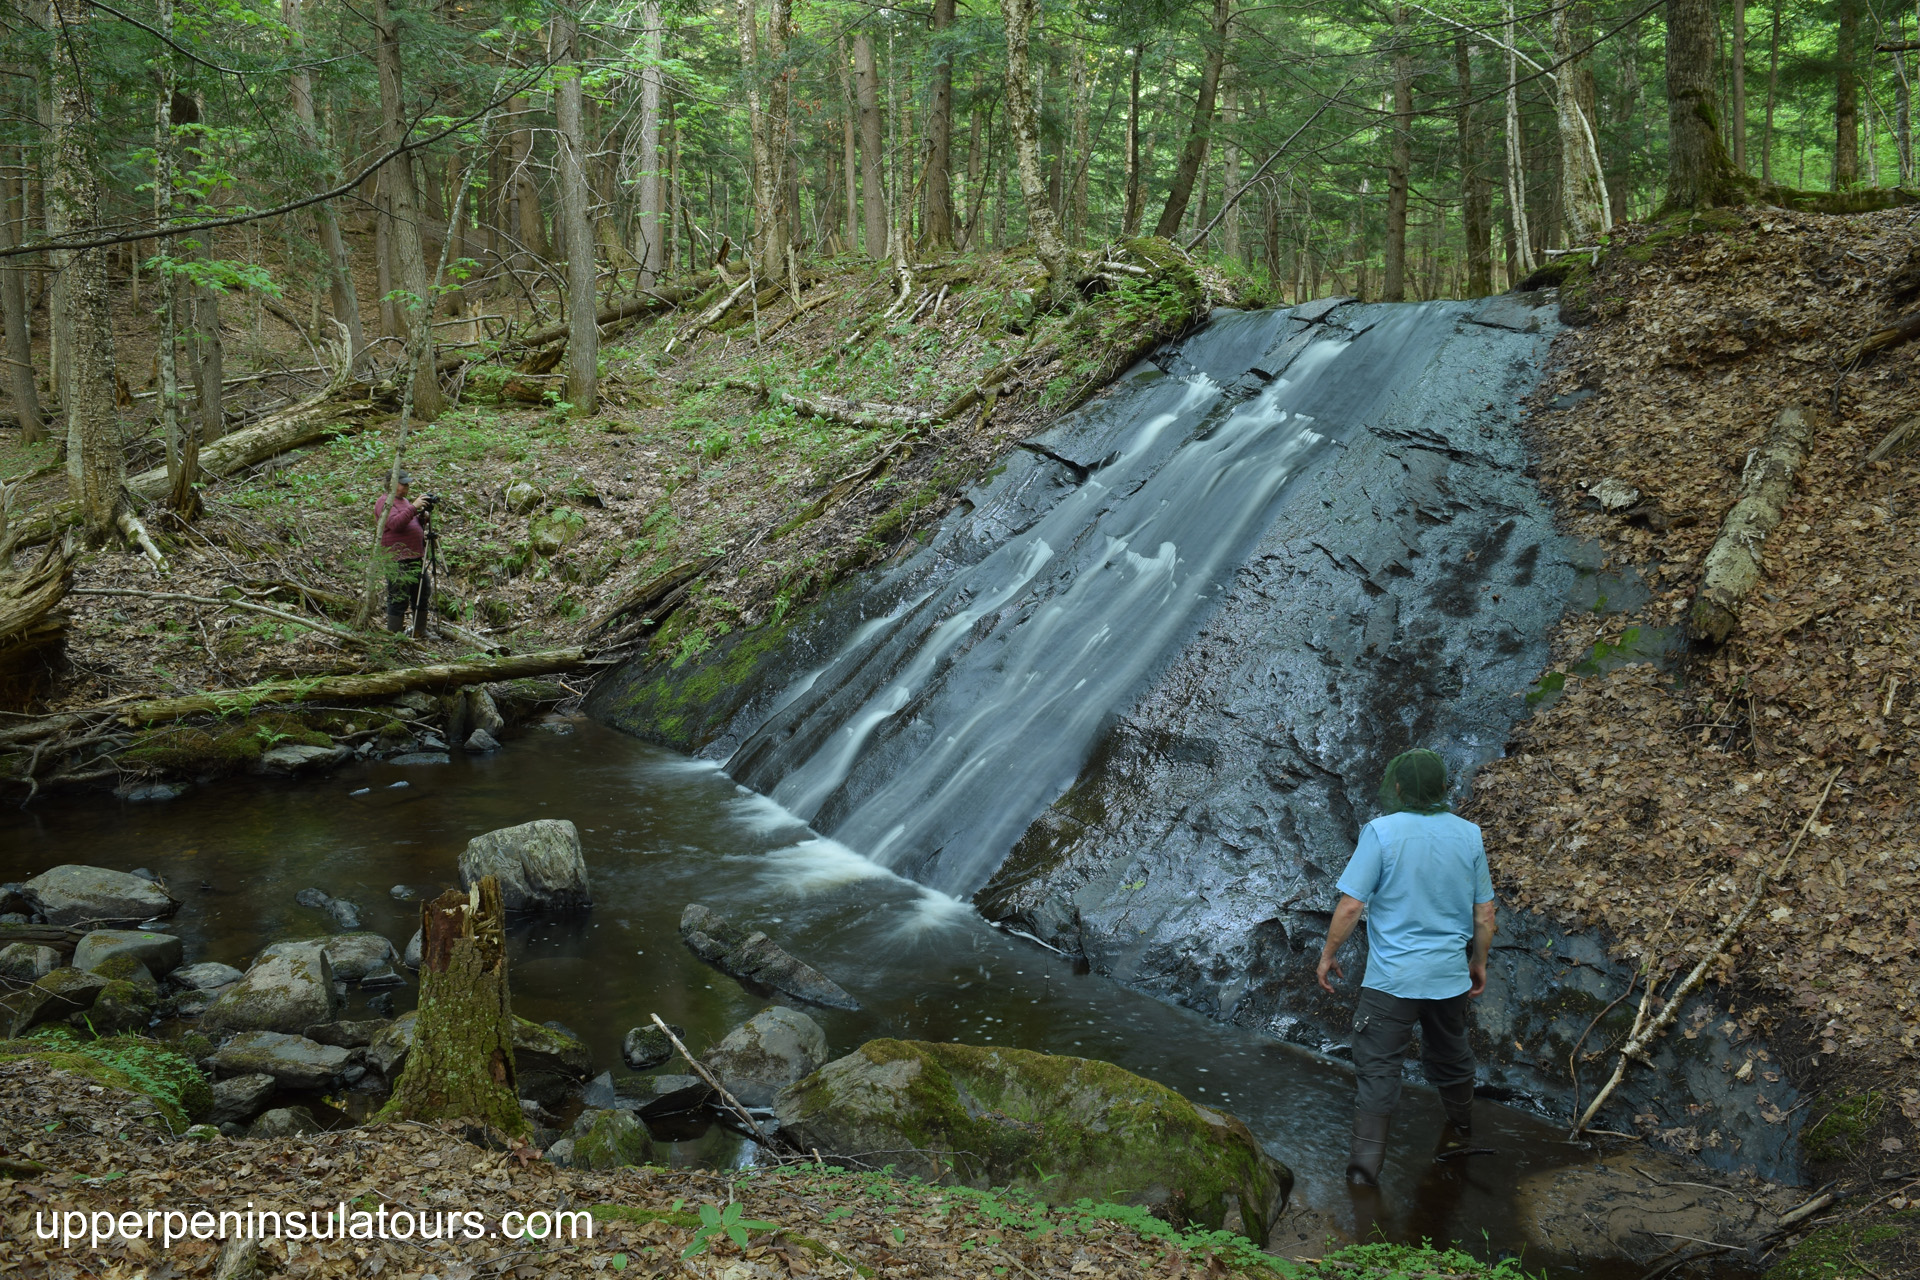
[254,744,350,776]
[679,903,859,1011]
[260,934,401,983]
[73,929,184,977]
[0,942,60,980]
[0,967,108,1036]
[458,819,591,913]
[208,1073,279,1126]
[775,1040,1291,1246]
[200,950,342,1035]
[621,1022,682,1071]
[209,1031,350,1089]
[23,865,179,926]
[568,1108,653,1169]
[172,962,244,991]
[704,1007,828,1108]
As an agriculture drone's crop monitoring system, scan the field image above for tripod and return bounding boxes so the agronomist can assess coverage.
[412,508,441,640]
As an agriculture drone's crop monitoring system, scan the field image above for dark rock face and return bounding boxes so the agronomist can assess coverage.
[679,903,860,1010]
[596,299,1803,1181]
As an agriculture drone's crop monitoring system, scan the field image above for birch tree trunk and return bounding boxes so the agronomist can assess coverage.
[284,0,363,373]
[1154,0,1231,238]
[1067,52,1091,243]
[854,34,887,259]
[554,14,597,415]
[1383,4,1412,302]
[374,0,444,419]
[507,94,546,270]
[1219,84,1240,261]
[636,0,665,284]
[922,0,957,249]
[1761,0,1781,184]
[48,0,123,541]
[0,166,42,445]
[1457,37,1494,297]
[1121,43,1143,234]
[734,0,791,279]
[1503,0,1536,276]
[1001,0,1076,286]
[837,40,860,253]
[1552,0,1608,241]
[153,0,195,517]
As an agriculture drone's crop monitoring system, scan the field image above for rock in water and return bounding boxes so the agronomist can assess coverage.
[294,888,332,910]
[621,1023,682,1071]
[254,744,350,775]
[200,951,342,1035]
[73,929,184,977]
[24,865,179,925]
[464,729,500,753]
[569,1109,652,1170]
[0,942,60,980]
[172,962,245,991]
[705,1007,828,1108]
[303,1019,391,1049]
[325,898,363,930]
[260,934,399,983]
[458,820,591,913]
[775,1041,1292,1246]
[210,1032,350,1089]
[679,903,859,1010]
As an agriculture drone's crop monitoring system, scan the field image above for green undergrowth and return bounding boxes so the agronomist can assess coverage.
[1764,1209,1920,1280]
[2,1028,211,1130]
[1803,1091,1888,1164]
[593,1170,1538,1277]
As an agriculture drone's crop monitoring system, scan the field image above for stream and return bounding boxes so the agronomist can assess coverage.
[4,725,1653,1278]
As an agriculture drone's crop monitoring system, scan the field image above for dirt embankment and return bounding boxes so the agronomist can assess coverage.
[0,242,1212,793]
[1467,206,1920,1266]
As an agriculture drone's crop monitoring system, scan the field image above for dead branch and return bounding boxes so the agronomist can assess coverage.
[0,543,71,644]
[68,586,372,647]
[585,556,723,634]
[1689,406,1819,645]
[1570,766,1843,1139]
[114,646,590,726]
[1866,415,1920,463]
[709,377,936,430]
[666,278,753,355]
[650,1012,768,1145]
[1842,308,1920,364]
[513,280,709,350]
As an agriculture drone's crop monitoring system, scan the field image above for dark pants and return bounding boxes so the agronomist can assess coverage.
[385,558,428,632]
[1351,987,1475,1117]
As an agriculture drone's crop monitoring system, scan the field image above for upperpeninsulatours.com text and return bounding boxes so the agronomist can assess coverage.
[34,1203,594,1250]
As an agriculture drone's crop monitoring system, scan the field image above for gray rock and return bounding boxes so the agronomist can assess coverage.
[633,1075,713,1120]
[388,691,437,717]
[73,929,184,977]
[304,1019,391,1049]
[679,904,860,1010]
[421,735,449,751]
[505,481,542,515]
[388,752,451,766]
[208,1073,279,1126]
[23,865,180,926]
[173,962,246,991]
[621,1023,682,1071]
[0,942,60,981]
[389,885,416,901]
[581,1071,617,1109]
[775,1041,1292,1245]
[1591,477,1642,512]
[403,929,422,968]
[569,1108,651,1170]
[0,883,27,914]
[458,819,591,913]
[464,729,500,753]
[544,1137,576,1167]
[261,934,398,983]
[247,1107,321,1139]
[201,950,341,1034]
[117,782,186,803]
[469,687,506,736]
[0,967,108,1036]
[325,899,363,930]
[211,1032,350,1090]
[254,744,350,775]
[294,888,332,911]
[84,976,157,1034]
[704,1007,829,1108]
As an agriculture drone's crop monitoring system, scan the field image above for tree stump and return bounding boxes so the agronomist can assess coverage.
[380,875,529,1137]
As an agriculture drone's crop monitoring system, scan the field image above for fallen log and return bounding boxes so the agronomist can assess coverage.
[513,281,709,350]
[1867,416,1920,463]
[1842,308,1920,365]
[115,646,590,726]
[710,377,936,431]
[70,586,369,647]
[666,277,752,354]
[1689,405,1818,645]
[586,556,722,634]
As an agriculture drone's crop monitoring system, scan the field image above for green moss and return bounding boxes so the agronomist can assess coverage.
[3,1030,211,1129]
[122,711,332,776]
[1804,1091,1887,1163]
[1765,1210,1919,1280]
[572,1110,653,1170]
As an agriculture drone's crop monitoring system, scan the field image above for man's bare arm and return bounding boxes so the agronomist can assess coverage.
[1317,894,1366,994]
[1468,899,1497,997]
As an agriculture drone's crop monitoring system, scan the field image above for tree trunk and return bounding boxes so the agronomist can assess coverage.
[187,260,225,445]
[1122,43,1144,234]
[1690,406,1817,644]
[1731,0,1747,171]
[373,0,444,419]
[1001,0,1076,285]
[284,0,363,372]
[1219,83,1240,260]
[381,877,530,1138]
[837,40,860,253]
[1835,0,1860,187]
[507,94,546,269]
[152,0,196,518]
[734,0,792,279]
[1503,0,1536,277]
[373,178,397,336]
[853,34,887,259]
[1552,0,1608,240]
[1067,52,1092,242]
[636,0,665,284]
[554,14,597,415]
[922,0,956,250]
[1666,0,1748,208]
[1457,37,1494,297]
[48,0,122,542]
[1383,4,1412,302]
[0,168,42,445]
[1154,0,1232,238]
[1761,0,1781,184]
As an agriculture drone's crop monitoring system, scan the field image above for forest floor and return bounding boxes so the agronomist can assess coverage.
[0,237,1215,784]
[0,1055,1520,1280]
[1464,204,1920,1265]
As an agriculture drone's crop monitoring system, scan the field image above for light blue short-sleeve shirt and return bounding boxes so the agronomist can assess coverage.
[1335,810,1495,1000]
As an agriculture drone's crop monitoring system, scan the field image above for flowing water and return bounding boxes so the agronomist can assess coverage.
[5,728,1645,1277]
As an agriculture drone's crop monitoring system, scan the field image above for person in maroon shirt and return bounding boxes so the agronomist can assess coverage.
[374,471,432,634]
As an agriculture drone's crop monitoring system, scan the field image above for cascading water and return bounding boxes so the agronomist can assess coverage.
[727,304,1454,897]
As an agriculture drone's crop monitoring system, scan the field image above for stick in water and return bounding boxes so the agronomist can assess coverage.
[650,1012,769,1144]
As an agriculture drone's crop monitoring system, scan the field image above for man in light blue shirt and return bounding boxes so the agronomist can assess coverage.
[1316,748,1497,1187]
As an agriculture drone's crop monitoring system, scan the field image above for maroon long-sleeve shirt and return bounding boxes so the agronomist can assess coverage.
[375,494,425,561]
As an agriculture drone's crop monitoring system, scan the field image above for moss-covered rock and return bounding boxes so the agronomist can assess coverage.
[773,1040,1291,1246]
[82,978,158,1035]
[5,1029,211,1128]
[570,1108,653,1170]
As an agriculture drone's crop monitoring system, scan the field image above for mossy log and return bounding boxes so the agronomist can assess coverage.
[512,279,711,350]
[1689,405,1818,645]
[379,876,529,1137]
[114,646,589,726]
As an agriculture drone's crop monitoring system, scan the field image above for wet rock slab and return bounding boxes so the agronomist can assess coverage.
[210,1031,350,1089]
[679,903,859,1010]
[23,865,179,925]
